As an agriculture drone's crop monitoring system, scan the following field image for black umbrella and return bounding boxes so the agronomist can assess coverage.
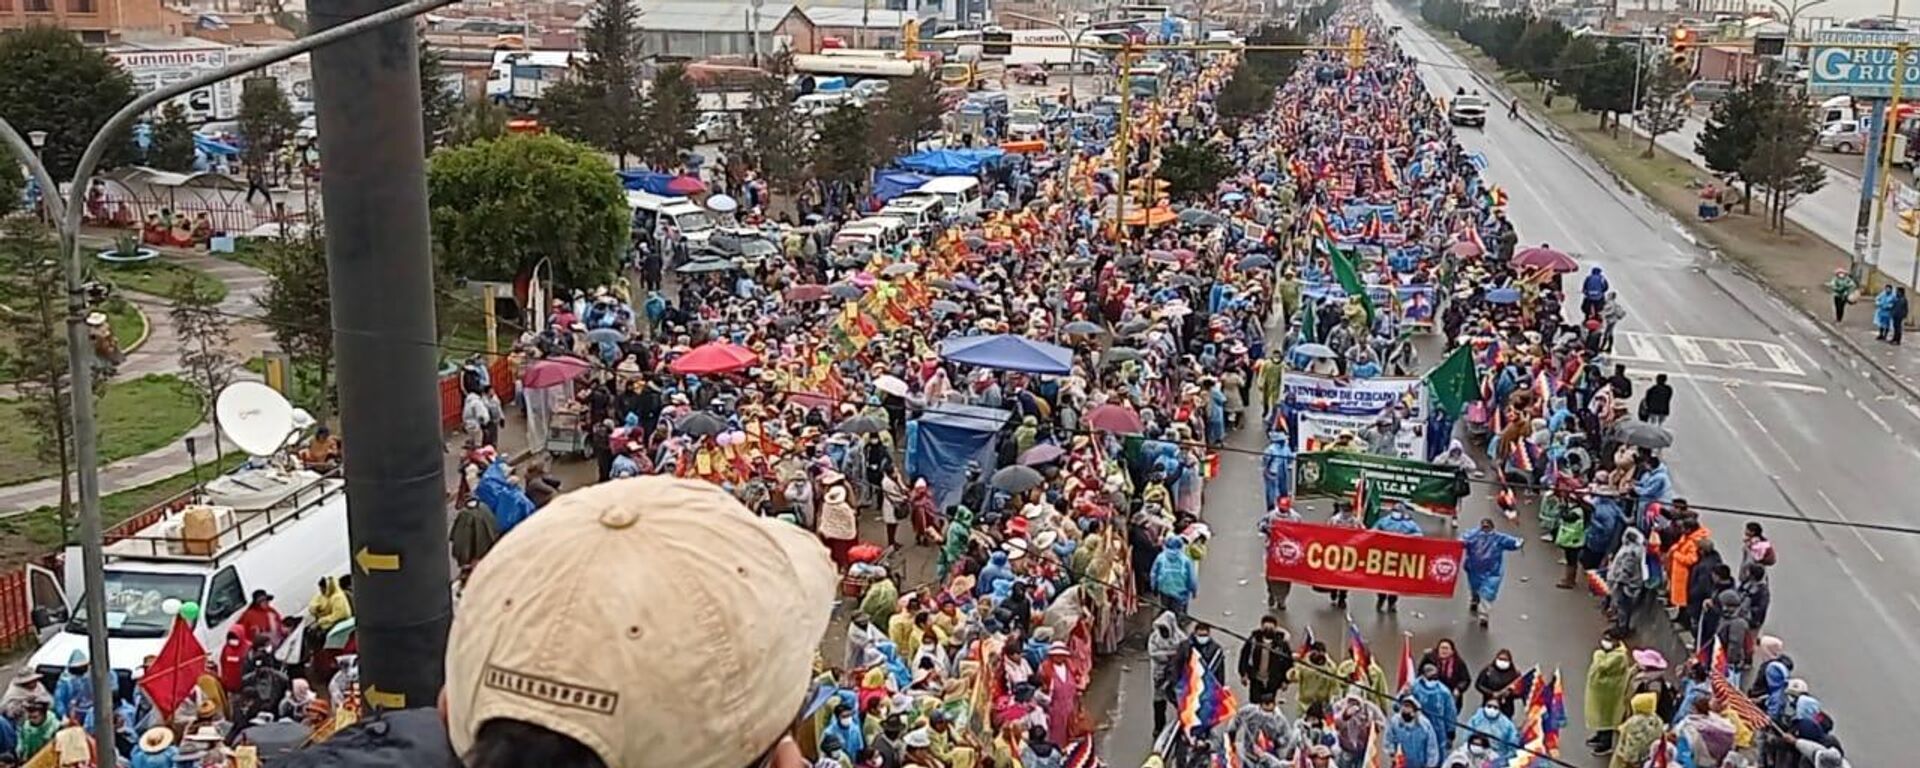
[931,299,965,316]
[1613,420,1675,449]
[991,464,1046,493]
[836,414,887,434]
[1103,346,1145,364]
[676,258,736,275]
[1117,253,1143,268]
[881,262,921,277]
[675,411,729,436]
[1062,320,1106,336]
[828,282,865,300]
[1117,319,1151,336]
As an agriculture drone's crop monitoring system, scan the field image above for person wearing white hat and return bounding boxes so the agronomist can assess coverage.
[129,726,176,768]
[444,477,835,768]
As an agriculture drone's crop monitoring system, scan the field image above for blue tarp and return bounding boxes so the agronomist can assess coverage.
[617,170,674,195]
[193,134,240,158]
[907,403,1010,512]
[893,148,1006,176]
[874,170,932,203]
[938,334,1074,375]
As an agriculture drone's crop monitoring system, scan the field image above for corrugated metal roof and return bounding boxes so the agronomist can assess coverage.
[637,0,799,33]
[803,7,915,29]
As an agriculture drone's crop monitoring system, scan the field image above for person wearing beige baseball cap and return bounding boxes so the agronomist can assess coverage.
[444,476,837,768]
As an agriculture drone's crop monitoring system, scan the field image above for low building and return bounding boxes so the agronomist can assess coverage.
[628,0,820,58]
[804,6,915,49]
[0,0,188,43]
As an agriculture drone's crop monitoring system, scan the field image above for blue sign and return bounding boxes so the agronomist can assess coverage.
[1811,29,1920,98]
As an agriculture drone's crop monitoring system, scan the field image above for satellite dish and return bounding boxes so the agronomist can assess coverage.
[216,382,299,457]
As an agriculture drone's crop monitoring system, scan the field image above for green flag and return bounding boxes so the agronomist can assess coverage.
[1425,345,1479,418]
[1321,237,1376,324]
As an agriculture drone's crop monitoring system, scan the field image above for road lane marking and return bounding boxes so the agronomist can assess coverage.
[1615,331,1666,364]
[1726,389,1803,473]
[1853,397,1896,434]
[1763,343,1806,377]
[1817,488,1886,563]
[1622,369,1827,394]
[1908,593,1920,615]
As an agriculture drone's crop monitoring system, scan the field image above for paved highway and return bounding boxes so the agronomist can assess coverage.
[1094,9,1920,767]
[1393,9,1920,764]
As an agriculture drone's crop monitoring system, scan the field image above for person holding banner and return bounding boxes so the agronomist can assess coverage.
[1370,505,1424,613]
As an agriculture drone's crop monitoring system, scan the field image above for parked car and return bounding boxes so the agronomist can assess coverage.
[1010,64,1049,86]
[1818,120,1867,153]
[1684,79,1734,105]
[692,112,735,144]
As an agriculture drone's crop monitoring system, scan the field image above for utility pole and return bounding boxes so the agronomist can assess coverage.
[309,0,452,710]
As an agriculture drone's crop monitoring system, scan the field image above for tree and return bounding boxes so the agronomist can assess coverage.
[428,133,627,287]
[419,31,460,152]
[0,26,139,178]
[1575,45,1640,133]
[1512,19,1569,85]
[1638,58,1691,156]
[146,102,198,172]
[170,276,236,458]
[449,97,510,146]
[255,237,336,423]
[1551,36,1601,108]
[544,0,645,165]
[1158,141,1234,202]
[238,77,297,176]
[0,159,19,219]
[1744,89,1824,232]
[1215,66,1275,122]
[640,64,699,168]
[0,218,105,532]
[1698,82,1766,213]
[811,104,876,197]
[735,76,810,197]
[870,73,947,160]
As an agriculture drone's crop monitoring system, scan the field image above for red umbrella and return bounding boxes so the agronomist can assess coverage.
[1511,244,1580,273]
[1085,403,1144,434]
[669,342,759,375]
[666,174,707,195]
[1448,240,1484,258]
[785,284,830,302]
[522,355,594,389]
[140,616,207,718]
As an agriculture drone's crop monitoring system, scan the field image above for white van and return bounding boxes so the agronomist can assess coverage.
[629,190,716,244]
[915,177,983,216]
[878,194,945,228]
[834,216,910,250]
[25,476,351,691]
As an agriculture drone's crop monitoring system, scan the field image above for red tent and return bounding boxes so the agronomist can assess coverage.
[140,616,207,718]
[668,342,759,376]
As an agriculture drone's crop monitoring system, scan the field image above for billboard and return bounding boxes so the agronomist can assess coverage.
[1809,29,1920,98]
[108,46,239,122]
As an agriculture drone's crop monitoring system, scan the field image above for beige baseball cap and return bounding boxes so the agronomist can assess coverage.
[445,477,837,768]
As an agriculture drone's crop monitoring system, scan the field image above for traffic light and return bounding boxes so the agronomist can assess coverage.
[1670,28,1694,66]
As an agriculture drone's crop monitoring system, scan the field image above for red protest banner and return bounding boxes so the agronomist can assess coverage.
[1264,519,1464,598]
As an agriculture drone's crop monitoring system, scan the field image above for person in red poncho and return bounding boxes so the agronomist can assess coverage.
[234,590,285,649]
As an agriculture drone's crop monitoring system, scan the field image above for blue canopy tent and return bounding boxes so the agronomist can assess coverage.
[893,148,1006,176]
[193,134,240,158]
[906,403,1010,512]
[874,170,933,203]
[938,334,1074,376]
[617,170,675,195]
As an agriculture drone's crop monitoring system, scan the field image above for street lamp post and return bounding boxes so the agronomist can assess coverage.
[26,130,46,220]
[0,0,456,754]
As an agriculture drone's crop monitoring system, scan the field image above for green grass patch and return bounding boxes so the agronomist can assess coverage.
[0,374,205,487]
[104,298,144,353]
[0,452,245,553]
[99,258,227,303]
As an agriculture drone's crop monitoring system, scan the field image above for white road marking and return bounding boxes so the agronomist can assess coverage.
[1908,593,1920,615]
[1763,343,1806,377]
[1615,331,1666,364]
[1704,338,1758,369]
[1622,369,1827,394]
[1818,488,1887,563]
[1853,398,1896,434]
[1726,389,1803,473]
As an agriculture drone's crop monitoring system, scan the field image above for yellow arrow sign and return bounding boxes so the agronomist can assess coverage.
[354,547,400,573]
[364,685,406,709]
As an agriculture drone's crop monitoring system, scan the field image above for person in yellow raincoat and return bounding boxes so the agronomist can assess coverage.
[1290,642,1344,714]
[307,576,351,632]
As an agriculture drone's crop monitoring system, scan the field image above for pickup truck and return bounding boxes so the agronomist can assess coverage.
[1449,94,1488,128]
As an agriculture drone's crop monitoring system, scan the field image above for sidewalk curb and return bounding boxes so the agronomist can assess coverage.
[1429,24,1920,407]
[122,302,151,356]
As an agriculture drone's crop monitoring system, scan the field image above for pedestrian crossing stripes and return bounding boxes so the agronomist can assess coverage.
[1611,332,1805,377]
